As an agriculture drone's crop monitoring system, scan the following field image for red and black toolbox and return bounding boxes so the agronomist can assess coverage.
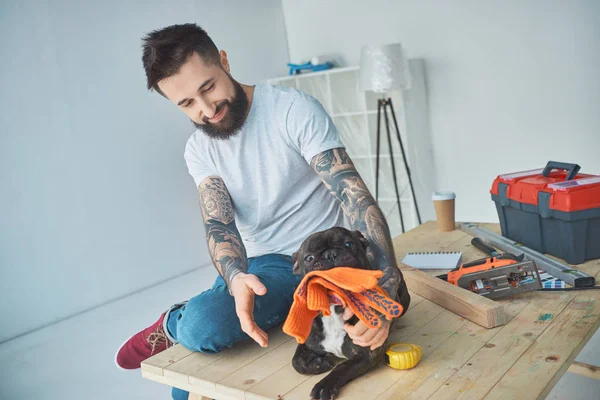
[491,161,600,264]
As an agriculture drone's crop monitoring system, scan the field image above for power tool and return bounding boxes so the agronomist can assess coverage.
[438,238,543,299]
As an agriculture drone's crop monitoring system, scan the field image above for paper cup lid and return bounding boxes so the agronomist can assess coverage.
[432,191,456,201]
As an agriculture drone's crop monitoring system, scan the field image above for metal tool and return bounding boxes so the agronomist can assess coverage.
[454,260,542,299]
[459,223,596,288]
[471,237,511,258]
[438,236,543,299]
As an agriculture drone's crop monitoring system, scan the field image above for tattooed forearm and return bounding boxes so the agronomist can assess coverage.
[311,148,402,298]
[199,177,247,289]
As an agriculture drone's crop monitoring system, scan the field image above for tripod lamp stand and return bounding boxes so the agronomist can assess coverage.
[359,43,422,233]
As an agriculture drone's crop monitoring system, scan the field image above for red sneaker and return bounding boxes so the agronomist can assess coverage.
[115,311,173,370]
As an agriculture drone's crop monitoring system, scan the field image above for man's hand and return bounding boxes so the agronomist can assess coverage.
[230,273,269,347]
[342,308,390,350]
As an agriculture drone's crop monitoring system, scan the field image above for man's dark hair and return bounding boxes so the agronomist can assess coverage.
[141,23,220,95]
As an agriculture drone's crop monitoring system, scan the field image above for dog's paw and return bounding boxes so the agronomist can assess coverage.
[310,378,340,400]
[293,354,335,375]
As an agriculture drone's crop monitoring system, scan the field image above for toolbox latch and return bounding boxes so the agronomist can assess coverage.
[498,183,510,206]
[538,192,553,218]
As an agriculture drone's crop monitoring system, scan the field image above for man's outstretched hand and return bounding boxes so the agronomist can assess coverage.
[230,273,268,347]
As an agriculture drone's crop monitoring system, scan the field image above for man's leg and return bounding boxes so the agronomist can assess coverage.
[171,387,191,400]
[167,253,300,353]
[115,254,300,399]
[165,254,299,399]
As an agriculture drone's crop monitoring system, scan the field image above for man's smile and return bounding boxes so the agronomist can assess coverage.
[208,104,227,123]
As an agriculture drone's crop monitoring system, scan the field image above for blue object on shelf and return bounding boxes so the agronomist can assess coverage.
[287,62,333,75]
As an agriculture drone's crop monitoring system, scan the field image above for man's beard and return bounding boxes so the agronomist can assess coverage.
[191,78,249,140]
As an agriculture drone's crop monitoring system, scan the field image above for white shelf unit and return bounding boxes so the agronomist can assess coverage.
[267,62,434,237]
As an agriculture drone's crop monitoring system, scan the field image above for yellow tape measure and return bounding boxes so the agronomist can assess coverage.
[385,343,422,370]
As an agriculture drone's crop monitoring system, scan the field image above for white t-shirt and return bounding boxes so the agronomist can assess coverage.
[184,84,346,258]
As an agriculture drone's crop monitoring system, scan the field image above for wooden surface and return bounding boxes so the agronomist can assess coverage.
[188,394,212,400]
[141,221,600,400]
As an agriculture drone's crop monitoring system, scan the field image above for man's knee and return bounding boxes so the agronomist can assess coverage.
[177,321,242,354]
[175,292,243,353]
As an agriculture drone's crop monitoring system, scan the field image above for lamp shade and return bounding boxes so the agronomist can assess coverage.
[359,43,411,93]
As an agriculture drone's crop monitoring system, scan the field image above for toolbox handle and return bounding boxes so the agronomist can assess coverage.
[542,161,581,181]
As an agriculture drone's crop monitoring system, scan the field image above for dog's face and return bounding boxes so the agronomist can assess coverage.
[292,227,372,276]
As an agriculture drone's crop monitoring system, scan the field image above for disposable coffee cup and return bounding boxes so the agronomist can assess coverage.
[432,191,456,232]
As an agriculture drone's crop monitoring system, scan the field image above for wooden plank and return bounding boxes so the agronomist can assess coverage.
[430,290,578,400]
[335,309,470,400]
[163,349,226,384]
[187,327,291,393]
[483,291,600,400]
[188,394,212,400]
[567,361,600,380]
[274,370,328,400]
[390,297,446,339]
[407,291,425,308]
[279,301,462,400]
[379,321,499,400]
[216,339,298,398]
[401,268,506,328]
[141,369,240,400]
[244,296,440,400]
[245,362,313,400]
[141,344,195,376]
[375,296,531,400]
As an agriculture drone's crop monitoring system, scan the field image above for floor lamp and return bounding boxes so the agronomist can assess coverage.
[359,43,422,233]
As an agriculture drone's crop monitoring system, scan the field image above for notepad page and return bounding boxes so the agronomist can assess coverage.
[401,252,462,270]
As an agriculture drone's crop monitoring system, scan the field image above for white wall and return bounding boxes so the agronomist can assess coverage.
[0,0,290,343]
[282,0,600,222]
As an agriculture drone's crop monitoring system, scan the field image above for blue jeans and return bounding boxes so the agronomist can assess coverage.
[167,254,301,400]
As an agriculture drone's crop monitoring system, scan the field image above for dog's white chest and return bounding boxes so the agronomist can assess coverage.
[320,305,348,359]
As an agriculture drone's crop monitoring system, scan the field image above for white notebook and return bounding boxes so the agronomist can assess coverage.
[402,252,462,270]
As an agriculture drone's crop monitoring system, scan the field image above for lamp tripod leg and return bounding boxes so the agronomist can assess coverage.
[387,98,422,225]
[382,99,405,233]
[375,99,382,201]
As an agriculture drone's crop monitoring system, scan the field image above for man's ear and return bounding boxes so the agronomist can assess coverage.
[353,230,370,250]
[220,50,230,73]
[292,252,301,275]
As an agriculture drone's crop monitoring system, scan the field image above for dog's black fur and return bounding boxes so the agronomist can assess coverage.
[291,227,411,400]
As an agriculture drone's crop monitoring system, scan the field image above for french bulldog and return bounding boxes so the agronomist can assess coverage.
[291,227,411,400]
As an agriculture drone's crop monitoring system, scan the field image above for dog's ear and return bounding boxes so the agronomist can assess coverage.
[353,230,370,250]
[292,251,301,275]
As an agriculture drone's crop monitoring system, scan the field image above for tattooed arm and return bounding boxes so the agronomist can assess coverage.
[198,176,269,347]
[311,148,403,350]
[310,148,402,299]
[198,176,247,287]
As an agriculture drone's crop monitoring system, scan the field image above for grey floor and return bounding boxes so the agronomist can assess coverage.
[1,265,599,400]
